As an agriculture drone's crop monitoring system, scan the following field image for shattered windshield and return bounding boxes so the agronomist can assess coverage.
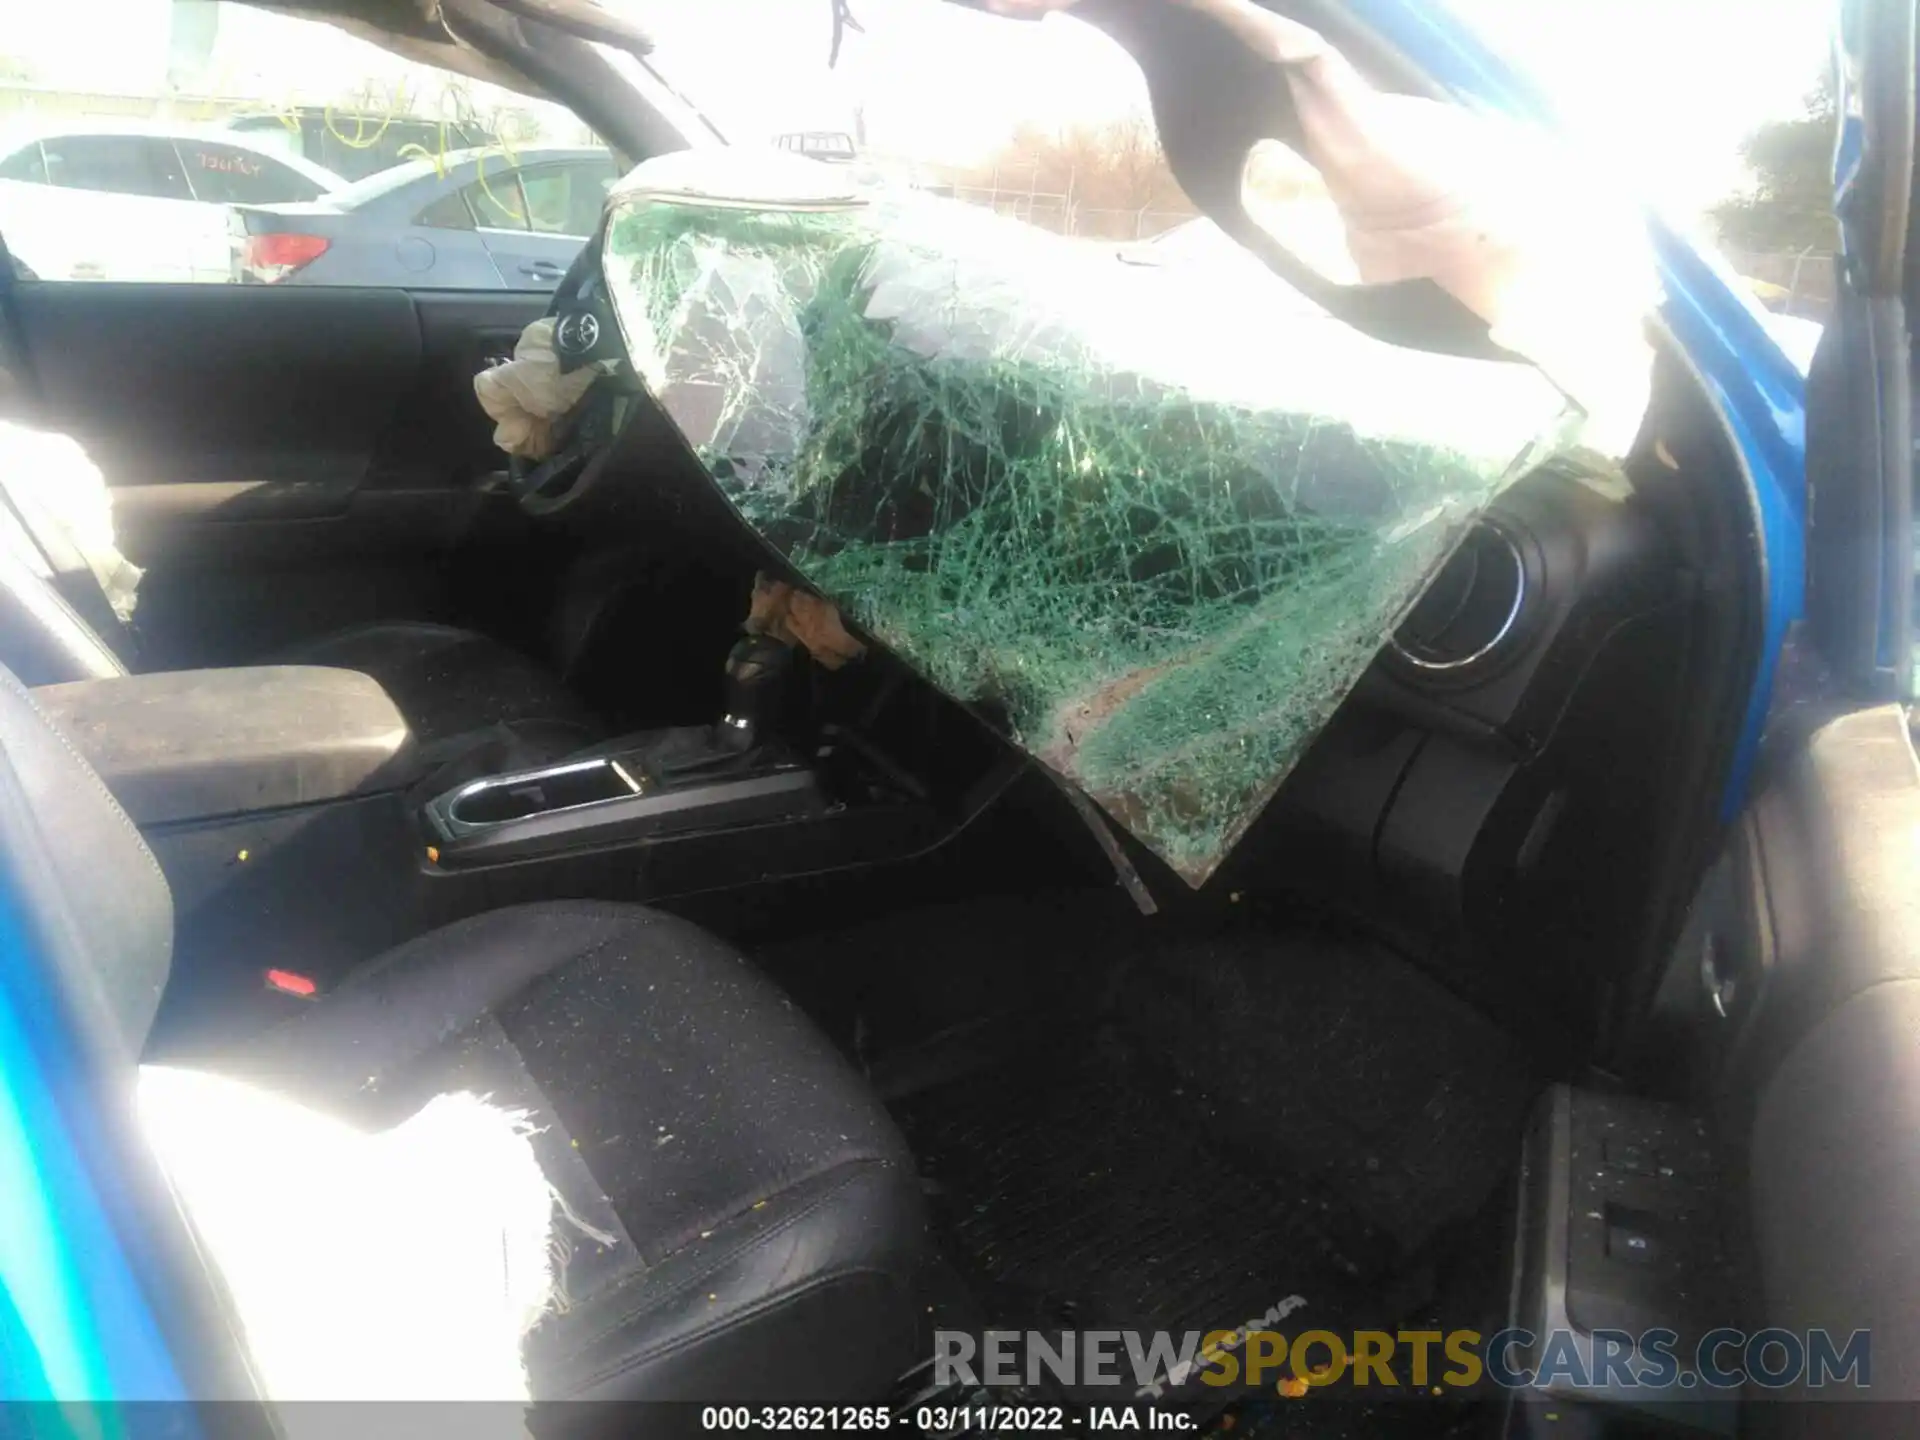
[601,153,1584,883]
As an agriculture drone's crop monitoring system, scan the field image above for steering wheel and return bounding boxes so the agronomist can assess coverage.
[505,234,633,517]
[506,383,621,517]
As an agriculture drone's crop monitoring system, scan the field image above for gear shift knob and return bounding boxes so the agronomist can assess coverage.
[718,634,792,752]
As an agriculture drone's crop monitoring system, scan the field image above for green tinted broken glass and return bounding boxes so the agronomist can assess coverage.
[603,169,1580,884]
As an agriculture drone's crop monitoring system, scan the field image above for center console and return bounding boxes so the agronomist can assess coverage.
[420,630,823,865]
[411,630,970,916]
[39,631,991,1049]
[422,736,825,867]
[36,664,432,1049]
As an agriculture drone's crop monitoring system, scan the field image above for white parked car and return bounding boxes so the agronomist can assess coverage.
[0,122,347,284]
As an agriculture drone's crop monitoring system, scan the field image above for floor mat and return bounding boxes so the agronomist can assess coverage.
[894,1022,1439,1404]
[1110,927,1538,1253]
[759,890,1538,1398]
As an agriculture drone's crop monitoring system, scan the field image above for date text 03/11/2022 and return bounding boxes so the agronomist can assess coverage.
[698,1406,1190,1432]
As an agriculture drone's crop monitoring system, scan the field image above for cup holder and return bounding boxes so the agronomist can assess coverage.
[447,758,639,827]
[423,733,831,868]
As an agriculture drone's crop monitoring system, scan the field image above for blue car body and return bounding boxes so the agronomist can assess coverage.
[0,0,1831,1406]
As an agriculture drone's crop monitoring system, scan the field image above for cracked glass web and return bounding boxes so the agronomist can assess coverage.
[603,174,1586,884]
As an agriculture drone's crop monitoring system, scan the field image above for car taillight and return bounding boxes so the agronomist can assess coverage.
[240,232,329,283]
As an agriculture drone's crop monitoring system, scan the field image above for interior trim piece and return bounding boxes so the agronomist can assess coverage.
[1501,1085,1738,1434]
[1390,522,1530,673]
[113,481,357,526]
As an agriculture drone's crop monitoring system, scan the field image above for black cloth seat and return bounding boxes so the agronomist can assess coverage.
[0,666,928,1405]
[268,620,601,755]
[267,621,597,749]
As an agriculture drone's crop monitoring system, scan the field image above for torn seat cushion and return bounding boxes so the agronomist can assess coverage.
[140,1069,561,1410]
[213,900,929,1405]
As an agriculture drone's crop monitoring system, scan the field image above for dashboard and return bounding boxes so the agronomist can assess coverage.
[1242,460,1687,1028]
[526,237,1691,1028]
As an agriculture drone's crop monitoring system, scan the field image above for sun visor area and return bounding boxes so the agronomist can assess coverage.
[600,147,1597,884]
[1227,6,1661,457]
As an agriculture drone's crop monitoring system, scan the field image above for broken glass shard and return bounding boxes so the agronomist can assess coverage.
[603,153,1583,884]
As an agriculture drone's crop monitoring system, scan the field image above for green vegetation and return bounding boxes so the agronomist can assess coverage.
[1711,76,1838,255]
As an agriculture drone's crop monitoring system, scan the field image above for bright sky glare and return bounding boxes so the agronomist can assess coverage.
[620,0,1837,215]
[5,0,1836,218]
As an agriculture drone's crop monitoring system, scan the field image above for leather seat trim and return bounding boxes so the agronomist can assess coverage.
[564,1159,889,1354]
[573,1267,912,1394]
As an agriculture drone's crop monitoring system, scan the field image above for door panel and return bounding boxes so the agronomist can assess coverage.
[1712,2,1920,1419]
[376,291,552,489]
[1694,705,1920,1114]
[476,228,583,290]
[4,281,552,666]
[14,283,421,490]
[1720,706,1920,1420]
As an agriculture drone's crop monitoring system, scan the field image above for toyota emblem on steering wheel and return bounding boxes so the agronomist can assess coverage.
[556,311,600,355]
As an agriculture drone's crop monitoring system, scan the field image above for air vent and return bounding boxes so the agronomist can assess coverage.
[1391,521,1529,674]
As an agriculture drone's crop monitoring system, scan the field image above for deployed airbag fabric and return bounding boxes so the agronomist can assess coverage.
[603,157,1579,882]
[475,317,601,461]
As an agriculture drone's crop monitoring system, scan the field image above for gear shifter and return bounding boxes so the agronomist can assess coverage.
[717,633,793,753]
[423,618,827,867]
